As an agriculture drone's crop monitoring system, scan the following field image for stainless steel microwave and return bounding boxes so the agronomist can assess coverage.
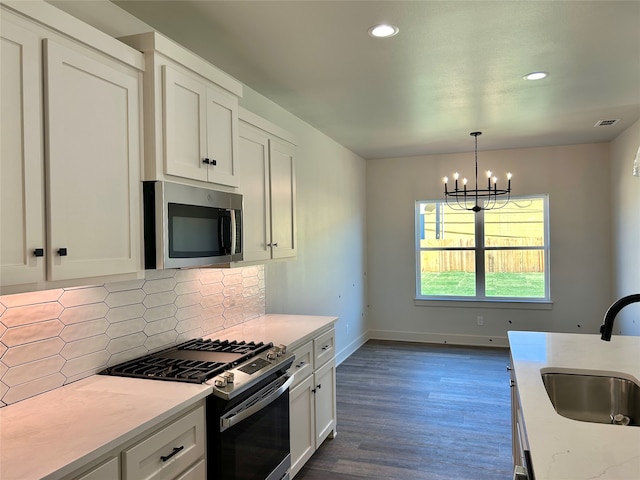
[143,181,243,269]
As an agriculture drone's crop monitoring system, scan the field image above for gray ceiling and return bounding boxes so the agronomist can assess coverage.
[58,1,640,159]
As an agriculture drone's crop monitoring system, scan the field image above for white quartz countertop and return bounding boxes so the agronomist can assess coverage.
[508,331,640,480]
[210,314,337,352]
[0,314,337,480]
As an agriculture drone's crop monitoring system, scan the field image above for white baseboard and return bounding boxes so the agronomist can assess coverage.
[368,329,509,348]
[335,330,369,366]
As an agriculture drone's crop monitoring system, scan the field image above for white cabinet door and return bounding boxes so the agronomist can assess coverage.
[205,86,239,187]
[163,65,238,187]
[238,125,271,262]
[314,358,337,446]
[290,374,316,478]
[163,65,207,182]
[44,39,141,281]
[0,19,46,285]
[237,119,296,263]
[269,140,296,259]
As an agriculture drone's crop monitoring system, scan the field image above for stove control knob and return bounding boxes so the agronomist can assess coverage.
[214,376,227,387]
[277,344,287,355]
[223,372,235,383]
[267,349,278,360]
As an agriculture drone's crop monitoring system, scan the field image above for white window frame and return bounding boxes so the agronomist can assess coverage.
[415,194,551,303]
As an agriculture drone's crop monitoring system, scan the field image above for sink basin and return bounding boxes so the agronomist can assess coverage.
[541,370,640,426]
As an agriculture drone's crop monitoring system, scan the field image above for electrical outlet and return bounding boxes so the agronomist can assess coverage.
[477,316,484,326]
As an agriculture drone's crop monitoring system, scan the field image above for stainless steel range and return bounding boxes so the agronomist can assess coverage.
[103,338,294,480]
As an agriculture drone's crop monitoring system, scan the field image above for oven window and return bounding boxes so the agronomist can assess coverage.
[168,203,224,257]
[213,389,290,480]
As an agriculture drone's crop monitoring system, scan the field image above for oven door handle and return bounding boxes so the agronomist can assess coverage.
[220,374,294,432]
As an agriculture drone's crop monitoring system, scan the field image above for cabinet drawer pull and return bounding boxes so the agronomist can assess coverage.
[34,248,44,257]
[296,361,306,369]
[322,345,330,351]
[160,445,184,462]
[57,248,67,256]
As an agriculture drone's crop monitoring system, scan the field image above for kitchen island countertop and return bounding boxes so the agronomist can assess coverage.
[508,331,640,480]
[0,314,337,480]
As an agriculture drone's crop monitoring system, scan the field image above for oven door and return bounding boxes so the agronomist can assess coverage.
[209,374,293,480]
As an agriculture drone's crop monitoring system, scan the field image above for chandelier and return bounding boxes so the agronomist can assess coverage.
[443,132,512,212]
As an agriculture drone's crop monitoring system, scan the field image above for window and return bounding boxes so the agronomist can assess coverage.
[415,195,550,301]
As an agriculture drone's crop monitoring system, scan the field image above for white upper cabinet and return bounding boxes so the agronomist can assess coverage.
[0,18,45,286]
[238,109,297,263]
[269,139,296,259]
[163,66,238,186]
[0,2,144,293]
[120,32,242,189]
[44,39,142,281]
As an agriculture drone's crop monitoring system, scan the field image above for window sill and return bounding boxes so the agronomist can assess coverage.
[414,298,553,310]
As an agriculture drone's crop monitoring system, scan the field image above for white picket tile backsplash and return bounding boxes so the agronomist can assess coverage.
[0,265,265,406]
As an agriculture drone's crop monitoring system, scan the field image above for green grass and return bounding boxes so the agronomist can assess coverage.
[421,271,545,298]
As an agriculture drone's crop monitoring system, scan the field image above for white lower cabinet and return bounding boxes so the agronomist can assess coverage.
[68,404,205,480]
[122,406,205,480]
[509,361,531,480]
[290,374,316,475]
[289,328,337,478]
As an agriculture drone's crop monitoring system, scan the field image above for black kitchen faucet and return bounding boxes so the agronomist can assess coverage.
[600,293,640,341]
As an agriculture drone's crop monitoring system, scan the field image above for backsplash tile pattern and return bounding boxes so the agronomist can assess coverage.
[0,265,265,406]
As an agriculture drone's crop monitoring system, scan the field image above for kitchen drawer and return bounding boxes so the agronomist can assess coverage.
[314,328,335,369]
[289,340,313,388]
[122,406,205,480]
[174,459,205,480]
[73,457,119,480]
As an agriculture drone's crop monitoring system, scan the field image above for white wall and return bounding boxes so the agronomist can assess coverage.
[610,120,640,334]
[238,88,368,363]
[366,142,614,346]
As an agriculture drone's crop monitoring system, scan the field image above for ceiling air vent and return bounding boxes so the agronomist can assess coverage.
[594,119,620,127]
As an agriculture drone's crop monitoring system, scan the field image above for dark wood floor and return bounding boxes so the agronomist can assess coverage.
[295,340,513,480]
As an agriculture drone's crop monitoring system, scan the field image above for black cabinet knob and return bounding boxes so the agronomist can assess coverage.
[34,248,44,257]
[57,248,67,256]
[203,158,211,164]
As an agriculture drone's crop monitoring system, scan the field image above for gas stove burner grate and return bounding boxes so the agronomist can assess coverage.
[180,338,270,355]
[107,354,228,384]
[102,338,276,385]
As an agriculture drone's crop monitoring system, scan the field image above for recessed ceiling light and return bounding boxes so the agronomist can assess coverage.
[368,24,399,38]
[523,72,548,81]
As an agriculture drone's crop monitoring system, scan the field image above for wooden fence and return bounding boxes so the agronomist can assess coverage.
[421,238,544,273]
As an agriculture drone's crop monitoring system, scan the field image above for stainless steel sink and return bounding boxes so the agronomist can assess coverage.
[541,370,640,426]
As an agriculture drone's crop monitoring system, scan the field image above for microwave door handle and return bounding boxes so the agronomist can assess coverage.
[230,210,237,255]
[219,215,232,254]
